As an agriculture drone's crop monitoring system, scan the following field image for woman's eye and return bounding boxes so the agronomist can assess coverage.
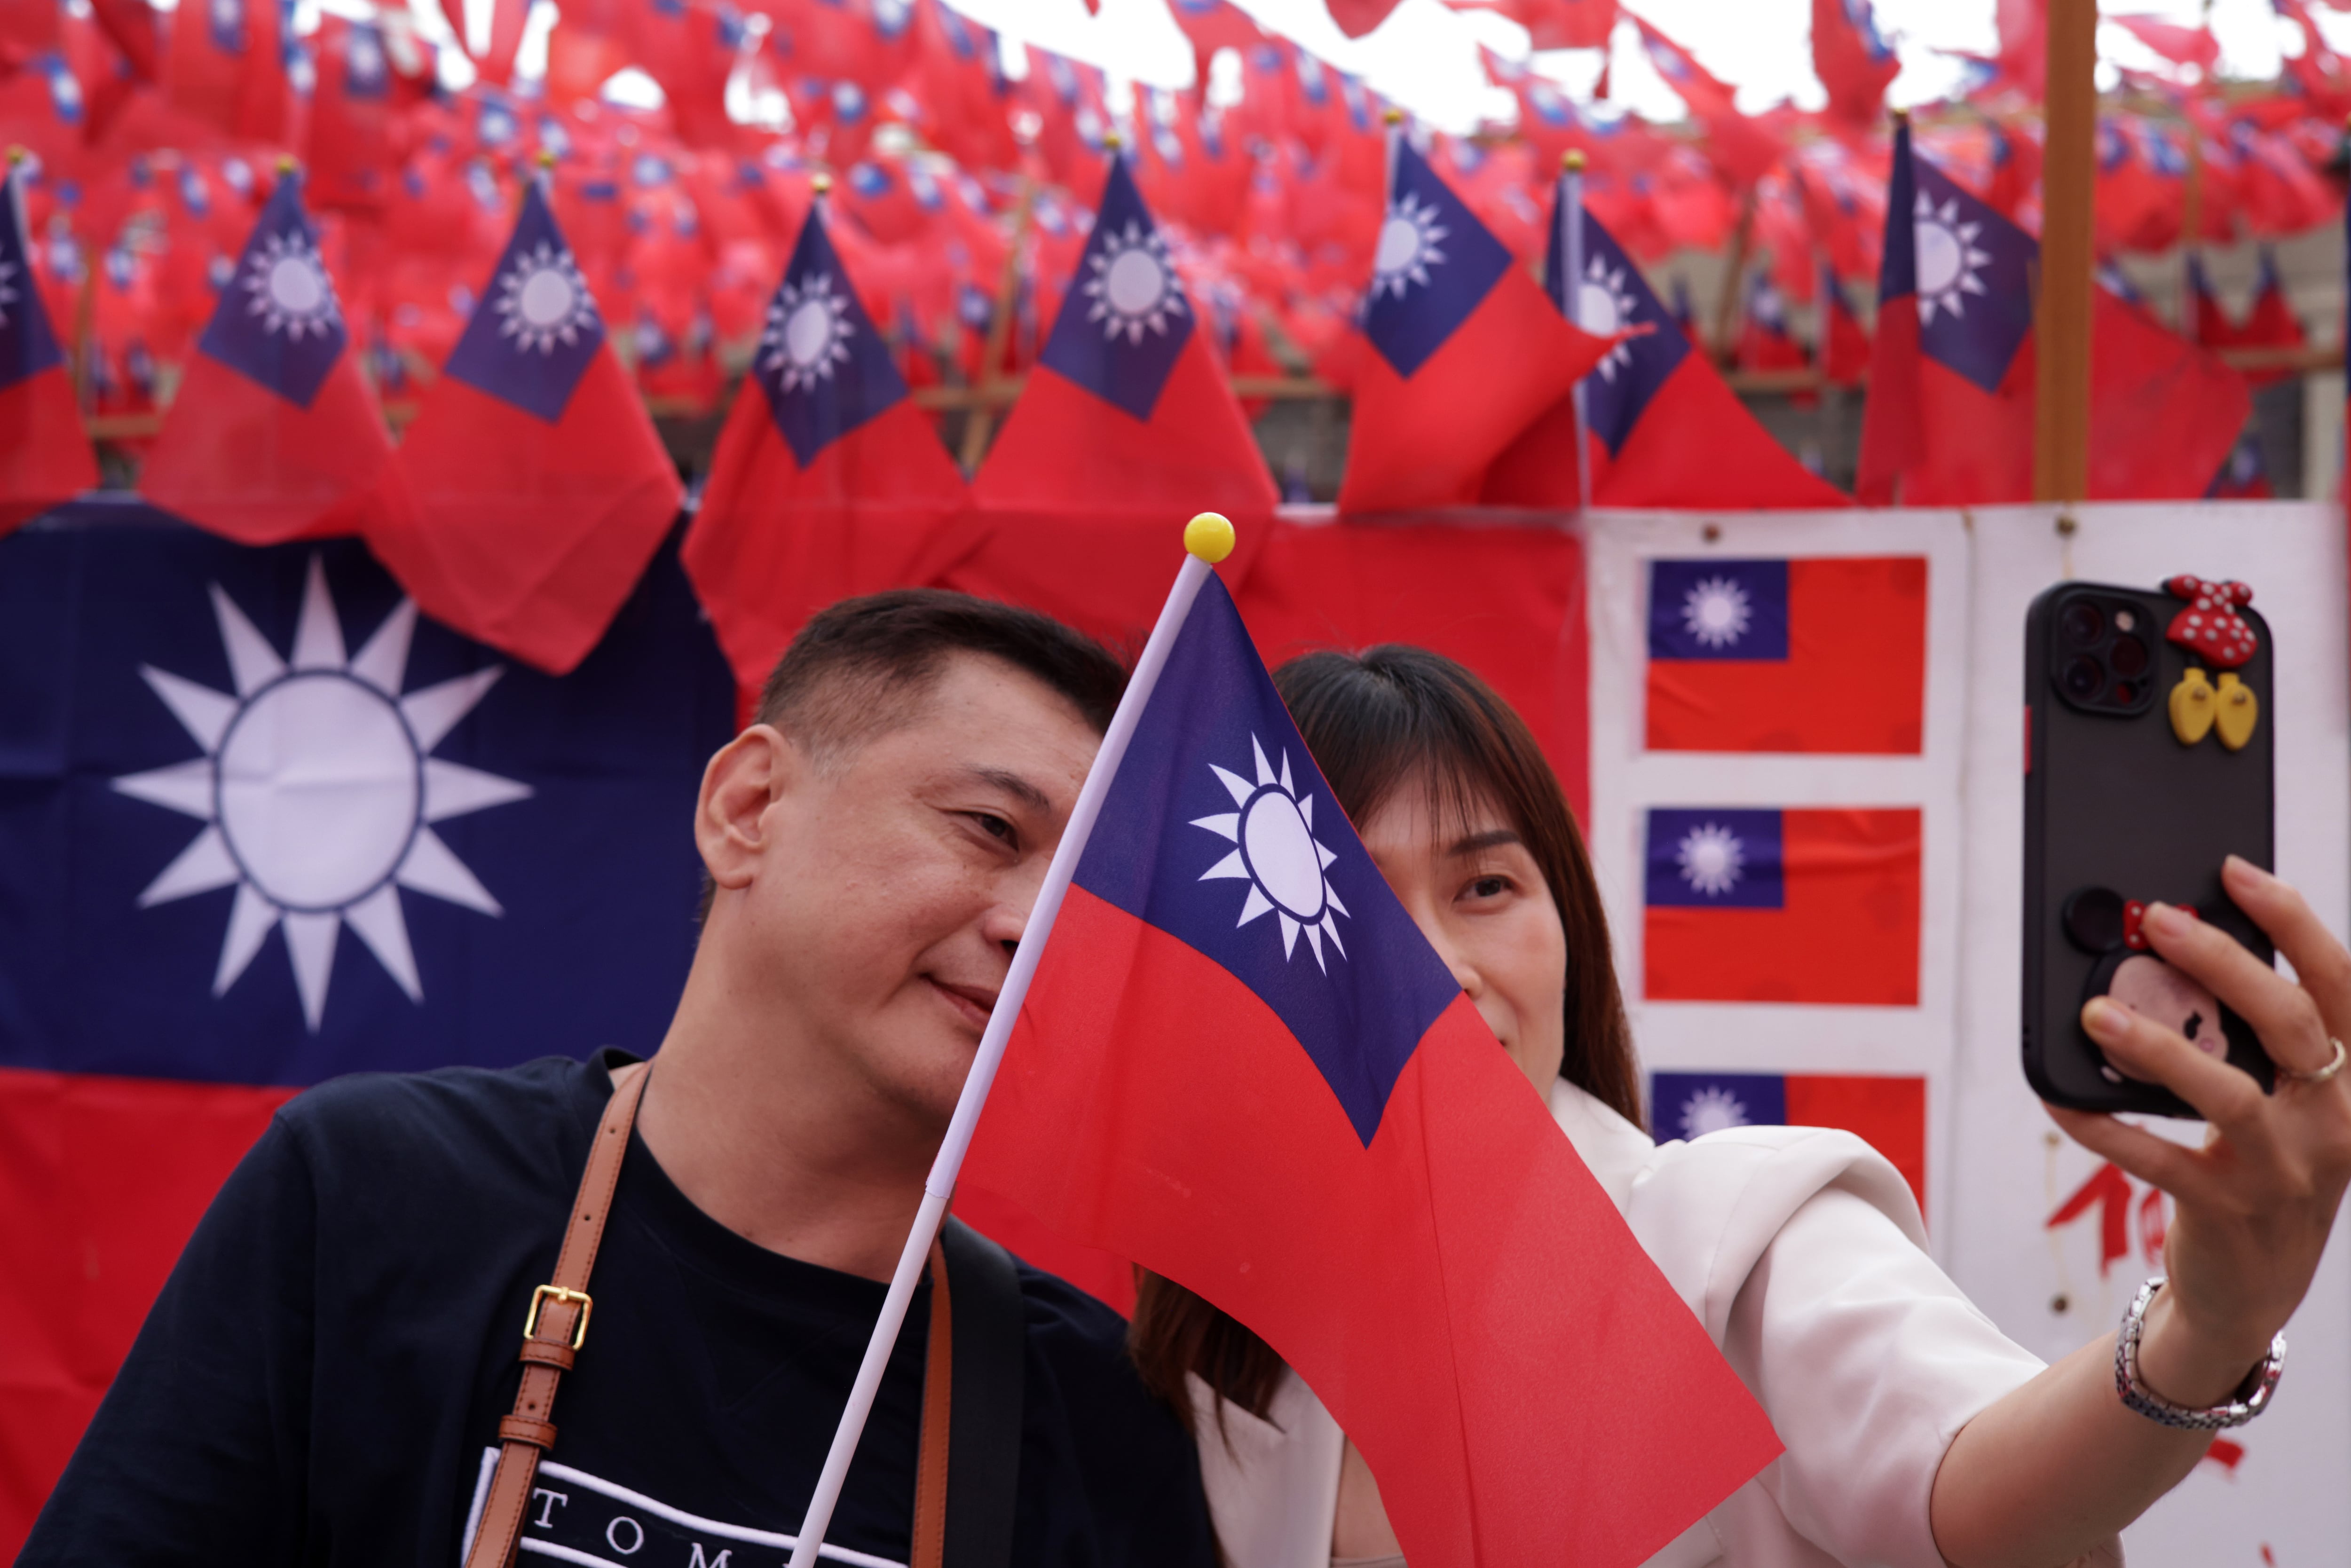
[1467,875,1511,900]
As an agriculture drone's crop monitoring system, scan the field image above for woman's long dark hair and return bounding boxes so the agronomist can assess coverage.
[1128,645,1641,1429]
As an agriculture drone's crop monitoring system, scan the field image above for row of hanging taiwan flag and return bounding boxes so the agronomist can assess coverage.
[0,102,2288,673]
[0,0,2340,483]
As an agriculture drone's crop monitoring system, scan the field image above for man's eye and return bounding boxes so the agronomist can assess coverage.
[971,812,1016,844]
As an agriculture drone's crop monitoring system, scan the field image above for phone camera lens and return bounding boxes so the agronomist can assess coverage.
[2109,635,2150,678]
[2111,680,2138,705]
[2059,601,2105,647]
[2061,656,2104,701]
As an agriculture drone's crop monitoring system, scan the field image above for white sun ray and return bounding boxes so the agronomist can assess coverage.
[1195,732,1349,973]
[113,559,530,1030]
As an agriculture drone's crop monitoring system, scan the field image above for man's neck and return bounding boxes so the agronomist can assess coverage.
[632,954,939,1283]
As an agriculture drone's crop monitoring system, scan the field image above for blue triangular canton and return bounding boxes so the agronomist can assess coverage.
[1910,154,2034,394]
[1560,201,1689,457]
[755,205,908,467]
[197,172,347,409]
[442,181,606,424]
[1036,155,1194,422]
[0,173,67,392]
[1361,137,1512,379]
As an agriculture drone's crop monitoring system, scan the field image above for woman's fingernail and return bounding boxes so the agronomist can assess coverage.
[2146,903,2189,939]
[2225,854,2271,882]
[2084,997,2125,1037]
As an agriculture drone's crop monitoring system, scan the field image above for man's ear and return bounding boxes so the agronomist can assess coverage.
[697,725,803,894]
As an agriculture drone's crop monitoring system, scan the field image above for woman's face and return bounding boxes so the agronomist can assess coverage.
[1357,779,1568,1097]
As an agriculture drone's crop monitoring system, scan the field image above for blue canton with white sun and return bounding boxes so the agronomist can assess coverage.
[443,181,605,423]
[197,173,347,409]
[1644,808,1784,910]
[1037,155,1192,422]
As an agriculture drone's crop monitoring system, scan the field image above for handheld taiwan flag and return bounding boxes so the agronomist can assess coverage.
[683,193,970,696]
[0,152,96,536]
[140,166,396,547]
[1484,182,1846,510]
[1651,1070,1926,1207]
[371,171,684,676]
[1646,556,1925,753]
[950,152,1275,646]
[1856,120,2247,505]
[1642,806,1920,1006]
[950,524,1782,1568]
[1340,134,1613,513]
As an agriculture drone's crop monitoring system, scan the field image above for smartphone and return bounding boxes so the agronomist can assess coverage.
[2022,579,2276,1116]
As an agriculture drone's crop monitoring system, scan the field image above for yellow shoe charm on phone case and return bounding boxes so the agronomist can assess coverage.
[2169,668,2216,745]
[2214,672,2258,750]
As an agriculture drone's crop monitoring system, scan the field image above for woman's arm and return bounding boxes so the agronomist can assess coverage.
[1930,859,2351,1568]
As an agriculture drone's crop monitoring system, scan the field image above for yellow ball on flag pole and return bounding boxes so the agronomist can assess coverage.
[1184,512,1235,565]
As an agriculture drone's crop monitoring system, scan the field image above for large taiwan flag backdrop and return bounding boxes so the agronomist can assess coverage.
[1858,134,2246,505]
[1483,192,1848,512]
[1643,807,1921,1005]
[1338,137,1612,515]
[0,503,733,1551]
[1233,518,1592,827]
[964,573,1780,1568]
[139,168,397,546]
[953,153,1274,646]
[684,199,970,697]
[371,179,684,676]
[1646,556,1926,754]
[1652,1070,1926,1209]
[0,158,97,535]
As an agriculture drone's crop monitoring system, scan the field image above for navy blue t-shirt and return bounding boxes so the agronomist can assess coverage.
[22,1050,1215,1568]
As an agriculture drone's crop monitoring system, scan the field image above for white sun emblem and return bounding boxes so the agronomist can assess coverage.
[112,558,531,1031]
[1575,255,1642,380]
[1678,1085,1752,1139]
[346,30,384,84]
[494,240,598,354]
[241,228,341,341]
[1194,735,1350,971]
[1680,575,1751,648]
[1371,190,1447,299]
[760,269,855,393]
[1913,191,1990,326]
[1083,221,1187,344]
[1675,822,1746,898]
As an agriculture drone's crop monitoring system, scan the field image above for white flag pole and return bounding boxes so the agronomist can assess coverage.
[1561,150,1594,518]
[783,513,1235,1568]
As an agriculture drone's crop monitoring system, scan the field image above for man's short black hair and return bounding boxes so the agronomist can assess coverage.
[697,591,1127,925]
[753,588,1127,764]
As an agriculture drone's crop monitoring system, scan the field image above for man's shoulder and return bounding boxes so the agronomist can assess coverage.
[274,1053,607,1200]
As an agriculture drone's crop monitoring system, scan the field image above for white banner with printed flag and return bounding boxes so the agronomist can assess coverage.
[1582,501,2350,1567]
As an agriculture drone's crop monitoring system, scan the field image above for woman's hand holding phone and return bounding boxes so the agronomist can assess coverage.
[2046,857,2351,1405]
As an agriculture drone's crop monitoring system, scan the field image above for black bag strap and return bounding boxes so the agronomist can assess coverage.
[938,1217,1026,1568]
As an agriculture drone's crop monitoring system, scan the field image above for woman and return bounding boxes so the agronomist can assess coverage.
[1130,646,2351,1568]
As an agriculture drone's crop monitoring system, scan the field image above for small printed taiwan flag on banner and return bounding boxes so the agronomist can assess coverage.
[1651,1070,1927,1208]
[1643,807,1920,1005]
[1646,557,1927,754]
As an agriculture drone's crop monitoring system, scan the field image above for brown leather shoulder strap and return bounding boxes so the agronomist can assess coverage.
[910,1239,953,1568]
[463,1063,647,1568]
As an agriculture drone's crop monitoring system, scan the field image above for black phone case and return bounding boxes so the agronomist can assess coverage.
[2022,581,2276,1116]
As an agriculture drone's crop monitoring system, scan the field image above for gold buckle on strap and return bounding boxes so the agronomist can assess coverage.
[524,1284,593,1350]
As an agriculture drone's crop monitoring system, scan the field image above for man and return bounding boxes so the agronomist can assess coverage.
[24,590,1217,1567]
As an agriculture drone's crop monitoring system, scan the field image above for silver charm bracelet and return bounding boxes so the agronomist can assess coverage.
[2114,1276,2286,1430]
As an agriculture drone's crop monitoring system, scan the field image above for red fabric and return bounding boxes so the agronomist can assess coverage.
[966,896,1779,1568]
[2111,14,2218,70]
[1324,0,1405,35]
[1644,808,1921,1005]
[84,0,158,81]
[1823,280,1871,386]
[138,347,395,546]
[0,1068,293,1560]
[1164,0,1266,89]
[1232,519,1590,827]
[1647,557,1925,755]
[307,18,396,212]
[950,331,1277,648]
[0,364,96,537]
[1783,1074,1925,1208]
[166,0,287,141]
[1811,0,1898,130]
[683,394,970,696]
[1337,265,1610,514]
[371,352,683,676]
[1853,296,1921,504]
[623,0,742,150]
[1482,357,1852,512]
[952,1182,1136,1314]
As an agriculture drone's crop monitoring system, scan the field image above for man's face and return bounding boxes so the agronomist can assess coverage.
[708,654,1102,1131]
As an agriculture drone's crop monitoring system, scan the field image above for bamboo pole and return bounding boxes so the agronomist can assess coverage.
[2034,0,2097,504]
[955,162,1038,473]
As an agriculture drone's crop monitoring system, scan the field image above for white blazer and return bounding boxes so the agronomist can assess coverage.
[1190,1079,2064,1568]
